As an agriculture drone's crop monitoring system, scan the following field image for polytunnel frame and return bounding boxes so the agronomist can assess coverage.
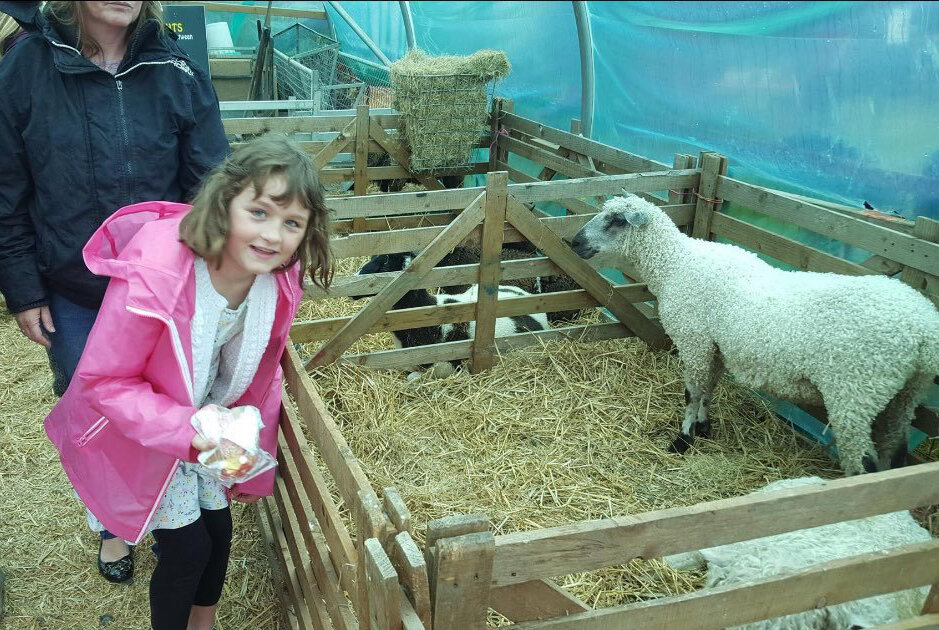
[323,1,595,137]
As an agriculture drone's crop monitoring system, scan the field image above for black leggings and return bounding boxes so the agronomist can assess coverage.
[150,507,232,630]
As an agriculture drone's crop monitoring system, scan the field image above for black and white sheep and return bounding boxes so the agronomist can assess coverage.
[570,194,939,476]
[431,243,583,324]
[356,253,550,378]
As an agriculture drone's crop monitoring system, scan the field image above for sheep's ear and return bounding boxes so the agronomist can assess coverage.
[624,209,649,227]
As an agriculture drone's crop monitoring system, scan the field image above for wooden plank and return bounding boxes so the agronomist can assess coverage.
[330,213,457,235]
[502,134,598,179]
[321,166,420,184]
[292,284,652,343]
[253,502,289,619]
[279,433,359,630]
[425,514,490,548]
[489,98,506,171]
[185,1,327,19]
[308,193,487,367]
[690,152,727,240]
[502,112,668,173]
[261,498,317,630]
[901,217,939,296]
[223,113,402,136]
[383,488,412,533]
[925,583,939,614]
[491,461,939,587]
[710,213,876,276]
[490,579,590,623]
[498,161,600,215]
[513,541,939,630]
[273,476,335,630]
[509,170,699,205]
[337,321,631,371]
[306,256,563,299]
[430,532,495,630]
[315,119,358,170]
[365,539,402,630]
[716,176,939,276]
[391,532,433,629]
[369,119,444,191]
[505,198,668,349]
[357,491,398,630]
[471,173,508,373]
[328,188,480,219]
[283,344,375,507]
[874,614,939,630]
[281,399,359,596]
[354,106,370,195]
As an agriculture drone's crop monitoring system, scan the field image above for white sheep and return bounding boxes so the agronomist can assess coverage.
[664,476,931,629]
[570,195,939,475]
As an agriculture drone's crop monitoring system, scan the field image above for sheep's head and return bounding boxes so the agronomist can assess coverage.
[570,195,654,260]
[351,253,415,299]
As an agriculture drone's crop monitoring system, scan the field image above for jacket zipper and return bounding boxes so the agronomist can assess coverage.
[124,305,194,543]
[77,416,109,447]
[114,80,135,203]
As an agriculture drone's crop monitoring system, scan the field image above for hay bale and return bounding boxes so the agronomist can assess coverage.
[391,49,511,172]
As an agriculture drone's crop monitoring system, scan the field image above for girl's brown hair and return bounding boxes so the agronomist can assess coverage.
[47,1,163,59]
[180,135,334,290]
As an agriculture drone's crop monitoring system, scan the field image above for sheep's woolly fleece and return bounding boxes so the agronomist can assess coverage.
[587,195,939,473]
[665,477,930,629]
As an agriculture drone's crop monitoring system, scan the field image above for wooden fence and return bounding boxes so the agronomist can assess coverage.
[249,102,939,629]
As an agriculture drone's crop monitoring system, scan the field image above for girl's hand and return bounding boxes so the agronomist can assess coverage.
[229,490,261,504]
[191,434,216,452]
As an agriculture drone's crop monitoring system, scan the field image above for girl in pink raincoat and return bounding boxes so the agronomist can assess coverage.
[45,135,333,630]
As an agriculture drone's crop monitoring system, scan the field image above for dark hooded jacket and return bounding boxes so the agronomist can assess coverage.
[0,1,230,312]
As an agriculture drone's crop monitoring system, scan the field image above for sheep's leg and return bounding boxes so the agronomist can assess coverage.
[821,393,882,476]
[873,373,933,470]
[670,345,722,454]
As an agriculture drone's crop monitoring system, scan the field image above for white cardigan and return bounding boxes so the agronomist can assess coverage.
[190,258,277,407]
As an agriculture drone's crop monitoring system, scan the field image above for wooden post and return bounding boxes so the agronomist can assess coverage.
[391,532,432,628]
[429,532,495,630]
[923,584,939,614]
[365,538,402,630]
[690,152,728,241]
[383,487,412,533]
[356,490,397,630]
[424,513,489,610]
[669,154,697,205]
[488,98,504,172]
[355,104,370,196]
[489,98,513,172]
[900,217,939,305]
[470,172,508,373]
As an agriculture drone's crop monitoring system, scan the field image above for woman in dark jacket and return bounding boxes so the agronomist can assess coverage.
[0,0,230,585]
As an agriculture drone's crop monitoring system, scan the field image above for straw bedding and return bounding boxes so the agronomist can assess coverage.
[0,313,282,630]
[294,258,852,609]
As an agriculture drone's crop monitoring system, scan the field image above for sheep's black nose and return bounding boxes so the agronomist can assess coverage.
[569,232,596,259]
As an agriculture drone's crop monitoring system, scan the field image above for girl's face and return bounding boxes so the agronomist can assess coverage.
[221,176,311,280]
[81,2,144,30]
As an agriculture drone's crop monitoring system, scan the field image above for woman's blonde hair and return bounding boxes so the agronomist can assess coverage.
[46,1,164,58]
[180,135,334,290]
[0,14,21,59]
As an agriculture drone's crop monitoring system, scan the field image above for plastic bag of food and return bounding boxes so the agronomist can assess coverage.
[190,404,276,486]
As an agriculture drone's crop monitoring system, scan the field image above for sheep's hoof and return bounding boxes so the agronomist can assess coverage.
[861,454,879,474]
[889,447,908,469]
[669,433,694,454]
[696,420,711,439]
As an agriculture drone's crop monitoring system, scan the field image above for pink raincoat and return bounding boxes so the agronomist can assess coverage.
[45,201,303,543]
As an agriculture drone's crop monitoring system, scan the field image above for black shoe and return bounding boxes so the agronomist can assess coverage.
[97,539,134,584]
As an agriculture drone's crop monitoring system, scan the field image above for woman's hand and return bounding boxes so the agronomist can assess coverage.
[229,490,261,504]
[191,434,216,452]
[15,306,54,349]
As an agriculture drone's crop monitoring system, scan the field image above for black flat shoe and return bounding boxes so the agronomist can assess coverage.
[98,540,134,584]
